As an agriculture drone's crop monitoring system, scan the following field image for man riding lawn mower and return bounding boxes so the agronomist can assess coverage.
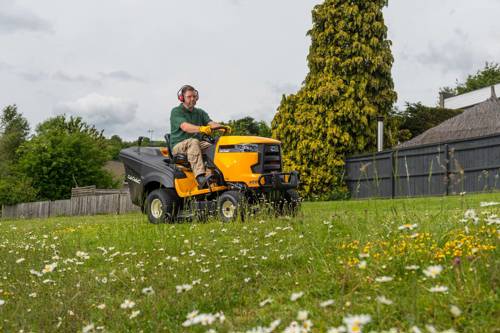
[119,85,300,223]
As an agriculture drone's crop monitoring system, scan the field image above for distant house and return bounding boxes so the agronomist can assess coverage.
[399,86,500,148]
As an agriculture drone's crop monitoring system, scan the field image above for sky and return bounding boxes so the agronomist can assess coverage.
[1,0,499,141]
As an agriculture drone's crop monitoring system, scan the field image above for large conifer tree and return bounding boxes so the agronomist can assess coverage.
[272,0,397,197]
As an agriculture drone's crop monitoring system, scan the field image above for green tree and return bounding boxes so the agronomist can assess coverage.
[107,134,124,160]
[18,115,118,201]
[0,105,30,169]
[441,62,500,96]
[0,105,37,205]
[272,0,397,198]
[222,117,272,137]
[392,103,463,141]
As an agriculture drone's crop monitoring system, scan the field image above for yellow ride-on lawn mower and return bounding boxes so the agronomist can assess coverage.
[119,127,300,223]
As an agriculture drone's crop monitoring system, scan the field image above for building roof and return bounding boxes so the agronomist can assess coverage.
[443,83,500,109]
[398,88,500,148]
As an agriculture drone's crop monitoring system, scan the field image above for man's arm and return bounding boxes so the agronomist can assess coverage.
[179,122,204,133]
[179,121,224,133]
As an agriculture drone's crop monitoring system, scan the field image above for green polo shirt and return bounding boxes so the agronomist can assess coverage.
[170,103,212,148]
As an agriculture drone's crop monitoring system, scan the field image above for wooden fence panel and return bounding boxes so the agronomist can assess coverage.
[49,200,72,217]
[119,193,140,214]
[2,189,140,220]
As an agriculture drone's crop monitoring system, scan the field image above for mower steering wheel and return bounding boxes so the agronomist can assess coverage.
[211,126,230,135]
[200,126,230,144]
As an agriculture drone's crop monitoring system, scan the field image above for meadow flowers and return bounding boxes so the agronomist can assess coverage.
[120,299,135,309]
[423,265,443,278]
[449,305,462,317]
[398,223,418,230]
[141,286,154,296]
[429,285,448,293]
[375,276,393,283]
[181,310,225,327]
[176,284,193,293]
[342,314,371,333]
[290,292,304,301]
[376,296,393,305]
[320,299,335,308]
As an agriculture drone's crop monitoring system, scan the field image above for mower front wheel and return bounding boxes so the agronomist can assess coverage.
[218,190,245,222]
[146,188,180,224]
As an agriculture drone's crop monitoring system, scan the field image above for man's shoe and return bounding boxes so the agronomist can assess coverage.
[196,174,208,189]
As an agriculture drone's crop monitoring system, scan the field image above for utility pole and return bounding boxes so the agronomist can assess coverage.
[147,129,154,141]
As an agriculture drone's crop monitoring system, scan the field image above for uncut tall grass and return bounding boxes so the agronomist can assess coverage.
[0,193,498,332]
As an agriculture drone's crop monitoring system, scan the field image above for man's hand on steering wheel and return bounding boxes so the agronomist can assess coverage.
[199,125,212,136]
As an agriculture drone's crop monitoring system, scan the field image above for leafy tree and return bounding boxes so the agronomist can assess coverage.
[0,176,38,206]
[221,117,271,137]
[392,103,463,141]
[0,105,37,206]
[441,62,500,96]
[272,0,397,198]
[0,105,30,170]
[107,134,124,160]
[18,115,118,201]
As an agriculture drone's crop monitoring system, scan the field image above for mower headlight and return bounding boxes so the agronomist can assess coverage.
[219,144,259,153]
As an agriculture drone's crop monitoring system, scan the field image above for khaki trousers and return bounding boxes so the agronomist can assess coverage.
[172,138,212,177]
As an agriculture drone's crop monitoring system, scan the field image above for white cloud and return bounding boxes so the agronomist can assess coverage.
[0,0,52,34]
[100,70,144,82]
[54,93,138,129]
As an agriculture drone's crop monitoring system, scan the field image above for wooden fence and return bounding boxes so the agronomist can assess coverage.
[1,186,140,220]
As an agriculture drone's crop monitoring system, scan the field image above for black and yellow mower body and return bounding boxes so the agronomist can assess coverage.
[119,130,299,223]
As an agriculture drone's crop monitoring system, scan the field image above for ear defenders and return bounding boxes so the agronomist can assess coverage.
[177,85,199,103]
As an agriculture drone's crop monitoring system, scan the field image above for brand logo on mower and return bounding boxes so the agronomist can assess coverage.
[127,175,141,184]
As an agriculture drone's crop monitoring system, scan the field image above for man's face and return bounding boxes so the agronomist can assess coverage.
[183,90,197,109]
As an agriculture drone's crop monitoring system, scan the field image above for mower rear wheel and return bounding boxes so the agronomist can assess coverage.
[218,190,245,222]
[146,188,180,224]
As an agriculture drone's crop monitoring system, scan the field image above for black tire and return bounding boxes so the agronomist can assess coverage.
[217,190,245,222]
[146,188,180,224]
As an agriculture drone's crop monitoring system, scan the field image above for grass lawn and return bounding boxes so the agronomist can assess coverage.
[0,193,498,332]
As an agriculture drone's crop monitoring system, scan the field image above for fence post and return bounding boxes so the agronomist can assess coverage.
[445,144,450,196]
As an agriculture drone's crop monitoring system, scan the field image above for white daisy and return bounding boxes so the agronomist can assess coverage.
[141,286,155,295]
[297,310,308,321]
[320,299,335,308]
[449,305,462,317]
[429,285,448,293]
[343,314,371,333]
[398,223,418,230]
[376,295,393,305]
[120,299,135,309]
[375,276,393,283]
[290,291,304,301]
[259,298,272,307]
[480,201,500,207]
[423,265,443,279]
[129,310,141,319]
[405,265,420,270]
[82,323,95,333]
[42,262,57,274]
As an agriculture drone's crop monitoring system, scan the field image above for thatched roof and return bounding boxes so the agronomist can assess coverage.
[398,89,500,148]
